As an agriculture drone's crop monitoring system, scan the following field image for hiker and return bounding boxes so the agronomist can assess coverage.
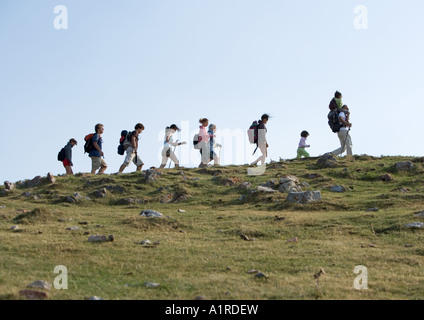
[297,131,310,159]
[62,138,77,175]
[89,123,107,174]
[331,105,353,157]
[329,91,343,111]
[198,118,212,168]
[118,123,145,174]
[159,124,186,169]
[204,124,222,166]
[250,114,269,166]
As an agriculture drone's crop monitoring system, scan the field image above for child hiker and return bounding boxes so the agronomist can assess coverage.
[297,130,310,158]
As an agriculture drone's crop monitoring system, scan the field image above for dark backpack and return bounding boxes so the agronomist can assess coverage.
[248,121,259,144]
[57,148,66,162]
[84,133,95,153]
[328,109,342,133]
[329,98,338,110]
[118,130,131,155]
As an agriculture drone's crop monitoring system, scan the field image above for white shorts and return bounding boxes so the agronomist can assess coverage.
[124,147,144,166]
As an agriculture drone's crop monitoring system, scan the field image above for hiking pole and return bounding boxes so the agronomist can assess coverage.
[168,140,178,168]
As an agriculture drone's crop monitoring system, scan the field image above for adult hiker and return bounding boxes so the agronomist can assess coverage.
[205,124,222,166]
[250,114,269,166]
[89,123,107,174]
[297,130,310,159]
[159,124,186,169]
[118,123,145,174]
[61,138,77,175]
[331,105,353,157]
[198,118,212,168]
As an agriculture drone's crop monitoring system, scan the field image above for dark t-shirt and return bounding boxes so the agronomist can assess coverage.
[89,134,102,157]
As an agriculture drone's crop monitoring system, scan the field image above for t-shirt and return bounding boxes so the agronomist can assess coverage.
[89,134,102,157]
[298,137,308,148]
[339,111,348,131]
[164,129,178,149]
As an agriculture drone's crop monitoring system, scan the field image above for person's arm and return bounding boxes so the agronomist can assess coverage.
[93,136,104,157]
[339,114,352,128]
[131,133,137,151]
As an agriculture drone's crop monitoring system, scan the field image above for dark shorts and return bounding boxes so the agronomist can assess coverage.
[63,159,71,167]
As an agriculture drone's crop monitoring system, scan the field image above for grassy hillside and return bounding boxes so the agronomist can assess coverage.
[1,155,424,300]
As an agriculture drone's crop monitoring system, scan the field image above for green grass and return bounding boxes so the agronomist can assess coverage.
[1,155,424,300]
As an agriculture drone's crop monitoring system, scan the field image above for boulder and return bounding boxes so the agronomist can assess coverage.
[140,210,163,218]
[395,161,414,171]
[145,169,159,183]
[316,153,337,168]
[330,185,345,192]
[377,174,392,182]
[88,235,114,242]
[64,196,76,204]
[405,222,424,229]
[239,182,252,190]
[27,280,52,290]
[257,186,276,193]
[286,191,321,204]
[93,188,107,198]
[4,181,14,190]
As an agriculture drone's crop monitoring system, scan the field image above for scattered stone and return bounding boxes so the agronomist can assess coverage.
[366,208,379,212]
[64,196,76,204]
[413,211,424,217]
[179,230,186,233]
[19,289,48,300]
[116,198,144,205]
[404,244,414,248]
[260,179,279,189]
[257,185,276,193]
[22,192,31,198]
[140,240,151,245]
[286,191,321,204]
[47,172,56,184]
[83,232,90,236]
[239,182,252,190]
[226,267,232,271]
[66,227,80,231]
[95,225,104,228]
[178,209,186,213]
[78,221,89,225]
[254,272,268,279]
[73,193,82,200]
[87,296,104,300]
[145,282,160,288]
[93,188,107,198]
[274,216,285,221]
[317,153,337,168]
[238,195,246,201]
[301,182,310,188]
[377,174,393,182]
[405,223,424,229]
[240,234,256,241]
[286,237,298,243]
[140,210,163,218]
[145,169,159,183]
[307,173,320,179]
[247,270,260,274]
[37,231,43,234]
[11,225,19,231]
[395,161,414,171]
[4,181,14,190]
[33,195,41,200]
[330,185,345,193]
[88,235,114,242]
[27,280,51,290]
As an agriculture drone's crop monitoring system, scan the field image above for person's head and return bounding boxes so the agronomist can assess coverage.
[209,124,217,132]
[199,118,209,127]
[335,91,342,99]
[342,105,349,112]
[69,138,77,146]
[135,123,145,134]
[261,114,269,124]
[301,130,309,138]
[95,123,104,134]
[169,124,180,132]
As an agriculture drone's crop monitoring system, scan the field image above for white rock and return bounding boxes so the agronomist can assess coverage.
[66,227,80,231]
[140,210,163,218]
[27,280,52,290]
[145,282,160,288]
[11,225,19,231]
[257,186,276,193]
[405,223,424,229]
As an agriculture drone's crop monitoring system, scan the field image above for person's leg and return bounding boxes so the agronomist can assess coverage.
[133,154,144,171]
[213,152,220,165]
[169,151,179,168]
[160,148,169,169]
[345,133,353,156]
[91,156,101,174]
[98,158,107,175]
[200,142,210,166]
[119,148,134,173]
[297,148,309,158]
[332,131,346,157]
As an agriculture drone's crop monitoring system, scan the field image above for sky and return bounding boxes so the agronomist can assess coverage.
[1,0,424,183]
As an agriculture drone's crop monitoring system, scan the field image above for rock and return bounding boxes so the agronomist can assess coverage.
[405,223,424,229]
[286,237,298,243]
[27,280,52,290]
[238,195,246,201]
[11,225,19,231]
[78,221,89,225]
[414,211,424,217]
[279,175,299,185]
[395,161,414,171]
[93,188,107,198]
[260,179,279,189]
[307,173,320,179]
[140,240,151,245]
[46,172,56,184]
[317,153,337,168]
[240,234,256,241]
[330,185,345,193]
[404,244,414,248]
[239,182,252,190]
[377,174,393,182]
[145,169,159,183]
[116,198,144,205]
[88,235,114,242]
[73,193,82,200]
[301,182,310,188]
[286,191,321,204]
[64,196,76,204]
[33,195,41,200]
[140,210,163,218]
[0,205,6,209]
[95,225,104,228]
[366,208,379,212]
[247,270,260,274]
[254,272,268,279]
[278,180,301,193]
[19,289,48,300]
[66,227,80,231]
[22,192,31,198]
[4,181,14,190]
[178,209,186,213]
[87,296,104,300]
[257,186,276,193]
[144,282,160,288]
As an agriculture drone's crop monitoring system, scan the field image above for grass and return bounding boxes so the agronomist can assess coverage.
[0,155,424,300]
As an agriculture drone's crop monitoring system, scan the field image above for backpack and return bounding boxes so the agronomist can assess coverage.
[328,109,342,133]
[248,121,259,144]
[193,134,201,149]
[84,133,95,153]
[329,98,338,110]
[57,148,66,162]
[118,130,131,155]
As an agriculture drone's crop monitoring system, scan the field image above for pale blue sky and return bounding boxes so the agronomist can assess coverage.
[1,0,423,183]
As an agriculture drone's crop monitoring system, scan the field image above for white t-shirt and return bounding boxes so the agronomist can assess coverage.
[164,129,178,149]
[339,111,349,131]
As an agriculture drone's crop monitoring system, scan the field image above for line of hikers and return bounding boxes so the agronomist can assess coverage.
[58,91,352,175]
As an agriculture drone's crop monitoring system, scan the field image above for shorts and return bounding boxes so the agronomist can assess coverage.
[63,159,71,167]
[123,147,144,166]
[90,156,107,171]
